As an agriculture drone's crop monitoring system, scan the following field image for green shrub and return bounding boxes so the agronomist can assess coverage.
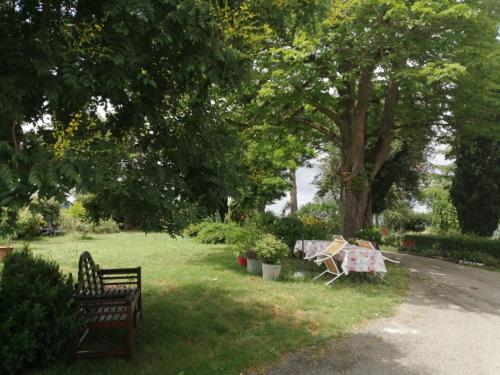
[0,249,81,374]
[382,231,404,248]
[402,233,500,266]
[67,200,87,219]
[59,208,80,232]
[74,221,95,238]
[298,201,341,233]
[255,234,289,265]
[267,215,305,249]
[354,227,382,245]
[243,212,336,249]
[403,212,431,232]
[93,218,120,234]
[15,207,45,238]
[183,222,202,238]
[225,223,263,257]
[0,208,15,241]
[382,208,430,232]
[195,221,239,244]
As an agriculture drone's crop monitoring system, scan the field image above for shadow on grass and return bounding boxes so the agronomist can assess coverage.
[46,283,317,375]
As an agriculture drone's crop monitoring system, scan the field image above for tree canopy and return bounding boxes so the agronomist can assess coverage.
[1,0,499,236]
[228,0,499,236]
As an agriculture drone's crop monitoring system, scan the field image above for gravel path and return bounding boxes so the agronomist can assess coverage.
[251,253,500,375]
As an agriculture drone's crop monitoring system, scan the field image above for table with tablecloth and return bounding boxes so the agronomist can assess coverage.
[293,240,387,275]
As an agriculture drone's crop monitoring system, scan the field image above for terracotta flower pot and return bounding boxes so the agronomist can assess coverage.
[0,246,14,261]
[237,256,247,267]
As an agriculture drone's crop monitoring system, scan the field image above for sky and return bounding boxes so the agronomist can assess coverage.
[266,143,452,215]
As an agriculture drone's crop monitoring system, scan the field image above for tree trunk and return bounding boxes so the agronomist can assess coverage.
[289,168,298,214]
[340,180,373,238]
[338,69,374,238]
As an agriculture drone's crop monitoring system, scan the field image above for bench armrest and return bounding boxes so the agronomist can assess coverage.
[99,267,140,275]
[73,294,132,304]
[98,267,142,289]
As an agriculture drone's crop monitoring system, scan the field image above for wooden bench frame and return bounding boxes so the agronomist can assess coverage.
[73,251,142,359]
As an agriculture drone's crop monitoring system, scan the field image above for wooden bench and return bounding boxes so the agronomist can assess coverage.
[73,251,142,358]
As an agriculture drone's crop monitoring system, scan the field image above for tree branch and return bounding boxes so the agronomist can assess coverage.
[293,115,340,145]
[370,80,399,180]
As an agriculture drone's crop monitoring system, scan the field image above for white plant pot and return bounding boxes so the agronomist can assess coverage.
[247,258,262,275]
[262,263,282,281]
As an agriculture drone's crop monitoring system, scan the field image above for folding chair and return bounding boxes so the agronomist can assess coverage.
[309,239,348,285]
[332,234,346,241]
[304,238,347,261]
[355,240,400,264]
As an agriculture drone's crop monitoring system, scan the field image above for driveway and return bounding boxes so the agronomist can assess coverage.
[255,253,500,375]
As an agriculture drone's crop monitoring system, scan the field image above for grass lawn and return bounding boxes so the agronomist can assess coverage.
[14,232,408,375]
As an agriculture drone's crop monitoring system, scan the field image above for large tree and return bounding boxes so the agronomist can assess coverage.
[231,0,496,237]
[448,0,500,237]
[0,0,259,228]
[451,138,500,236]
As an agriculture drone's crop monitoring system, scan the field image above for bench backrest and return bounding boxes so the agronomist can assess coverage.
[78,251,104,295]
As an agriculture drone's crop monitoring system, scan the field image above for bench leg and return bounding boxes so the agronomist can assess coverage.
[126,305,134,359]
[139,294,143,320]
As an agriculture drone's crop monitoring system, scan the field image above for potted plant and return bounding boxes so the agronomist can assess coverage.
[233,247,248,267]
[227,224,262,273]
[255,234,289,281]
[245,248,262,275]
[0,237,14,260]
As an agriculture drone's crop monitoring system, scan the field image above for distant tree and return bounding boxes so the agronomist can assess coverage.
[447,0,500,237]
[451,138,500,237]
[236,125,314,213]
[422,165,459,233]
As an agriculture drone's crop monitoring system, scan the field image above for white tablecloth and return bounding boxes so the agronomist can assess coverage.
[293,240,332,258]
[294,240,387,274]
[340,247,387,275]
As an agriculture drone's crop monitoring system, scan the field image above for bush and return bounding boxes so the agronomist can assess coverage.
[382,208,430,232]
[267,215,305,249]
[382,231,404,248]
[183,222,202,238]
[402,233,500,266]
[298,201,341,232]
[0,208,15,241]
[59,208,80,232]
[66,200,87,220]
[93,218,120,234]
[195,221,239,244]
[15,207,45,238]
[241,212,337,249]
[74,221,95,238]
[0,249,81,374]
[353,227,382,245]
[225,223,263,257]
[403,212,431,232]
[255,234,289,265]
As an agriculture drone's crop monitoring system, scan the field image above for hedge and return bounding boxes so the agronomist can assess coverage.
[0,249,81,374]
[401,233,500,266]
